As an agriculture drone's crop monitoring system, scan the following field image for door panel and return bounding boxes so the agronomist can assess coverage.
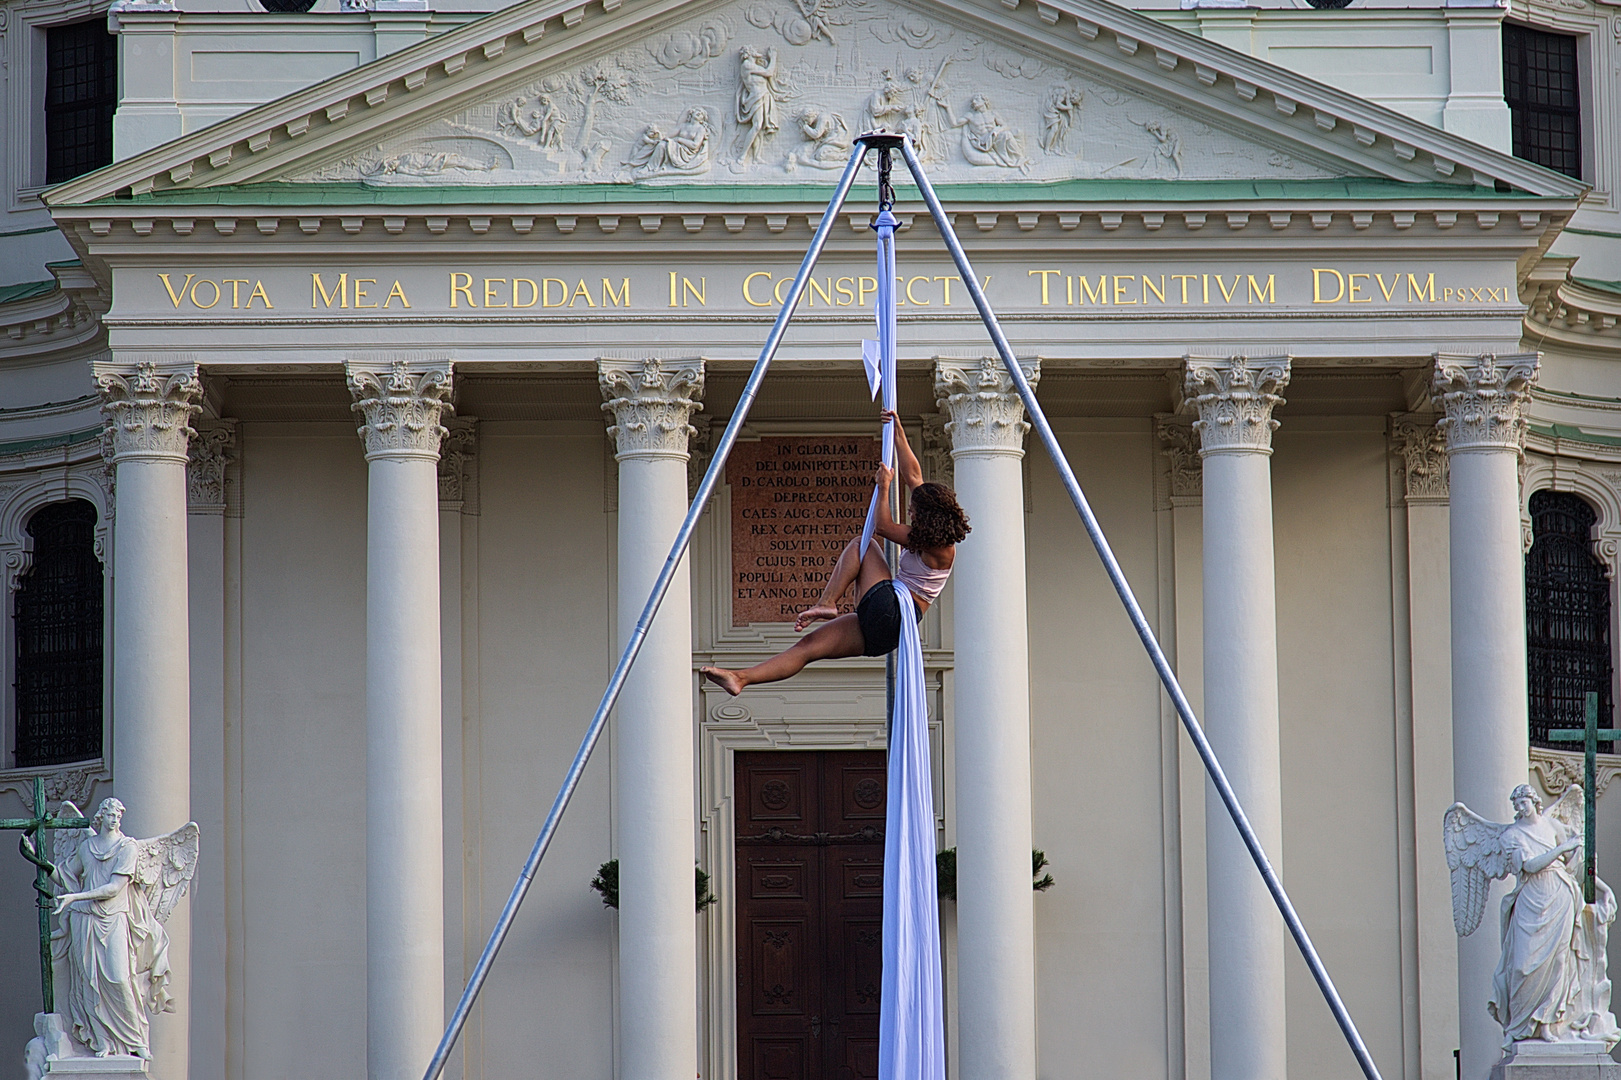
[737,750,887,1080]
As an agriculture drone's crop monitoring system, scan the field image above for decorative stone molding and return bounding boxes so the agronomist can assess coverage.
[345,358,454,462]
[187,422,237,513]
[1430,353,1540,453]
[1181,355,1291,455]
[1390,414,1449,503]
[438,418,480,513]
[92,359,202,465]
[687,418,714,501]
[1154,416,1203,501]
[0,762,110,814]
[919,412,955,489]
[1531,745,1621,802]
[598,358,705,461]
[933,357,1041,459]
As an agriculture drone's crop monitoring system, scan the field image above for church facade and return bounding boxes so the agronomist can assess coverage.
[1,0,1619,1077]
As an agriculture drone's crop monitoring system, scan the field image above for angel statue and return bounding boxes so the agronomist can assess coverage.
[1444,783,1621,1052]
[47,797,199,1059]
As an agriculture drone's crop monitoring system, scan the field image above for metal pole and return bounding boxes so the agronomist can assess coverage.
[895,136,1384,1080]
[420,142,873,1080]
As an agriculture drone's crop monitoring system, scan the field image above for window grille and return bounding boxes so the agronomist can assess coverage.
[14,501,103,768]
[257,0,319,12]
[1527,491,1613,751]
[1502,24,1582,179]
[44,20,116,185]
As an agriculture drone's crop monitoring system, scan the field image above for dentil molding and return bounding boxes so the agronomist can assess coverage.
[598,357,705,460]
[1390,414,1449,503]
[933,356,1041,458]
[1430,353,1540,453]
[345,357,455,461]
[1181,355,1290,455]
[93,359,202,464]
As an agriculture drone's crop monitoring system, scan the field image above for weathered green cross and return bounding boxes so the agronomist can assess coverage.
[0,777,91,1014]
[1547,692,1620,904]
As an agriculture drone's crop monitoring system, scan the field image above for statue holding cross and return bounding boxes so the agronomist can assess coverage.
[4,778,198,1077]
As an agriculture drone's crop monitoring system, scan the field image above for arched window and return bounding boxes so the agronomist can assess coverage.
[14,500,103,767]
[1526,490,1614,750]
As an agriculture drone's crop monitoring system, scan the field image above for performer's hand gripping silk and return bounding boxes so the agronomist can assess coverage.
[701,409,970,695]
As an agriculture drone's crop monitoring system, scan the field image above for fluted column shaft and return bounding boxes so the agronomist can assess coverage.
[348,359,453,1080]
[600,358,704,1080]
[934,356,1039,1080]
[1432,353,1539,1080]
[96,358,202,1080]
[1184,355,1291,1080]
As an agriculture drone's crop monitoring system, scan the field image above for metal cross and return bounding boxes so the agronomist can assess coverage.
[1547,692,1620,903]
[0,777,91,1014]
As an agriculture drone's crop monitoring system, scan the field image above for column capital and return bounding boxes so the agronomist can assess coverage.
[932,356,1040,459]
[1181,355,1291,456]
[1390,413,1449,503]
[598,358,705,461]
[187,421,237,513]
[94,358,202,464]
[1430,352,1540,453]
[1154,415,1203,502]
[345,357,454,462]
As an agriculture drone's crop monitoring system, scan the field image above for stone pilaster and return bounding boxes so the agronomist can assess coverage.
[1181,354,1290,1080]
[599,357,705,1080]
[345,356,453,1080]
[1430,353,1540,1080]
[933,355,1038,1080]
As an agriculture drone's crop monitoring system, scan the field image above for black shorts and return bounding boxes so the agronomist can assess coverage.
[855,581,924,657]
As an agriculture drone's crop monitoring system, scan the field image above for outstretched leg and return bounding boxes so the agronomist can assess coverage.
[794,537,891,631]
[702,613,867,695]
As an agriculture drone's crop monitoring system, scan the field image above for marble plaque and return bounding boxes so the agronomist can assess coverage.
[729,435,881,626]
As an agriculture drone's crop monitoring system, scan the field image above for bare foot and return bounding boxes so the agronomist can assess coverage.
[700,666,746,696]
[794,604,838,632]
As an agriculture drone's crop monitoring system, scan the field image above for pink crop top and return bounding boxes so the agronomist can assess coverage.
[895,548,951,604]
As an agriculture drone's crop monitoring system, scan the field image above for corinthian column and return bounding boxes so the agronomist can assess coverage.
[934,355,1039,1080]
[599,357,704,1080]
[1183,354,1291,1080]
[347,357,454,1080]
[94,357,201,1080]
[1431,352,1539,1080]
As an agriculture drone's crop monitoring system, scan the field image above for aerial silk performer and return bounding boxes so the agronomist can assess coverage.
[702,193,948,1080]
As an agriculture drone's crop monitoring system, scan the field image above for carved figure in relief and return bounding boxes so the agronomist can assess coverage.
[931,92,1030,172]
[785,107,852,171]
[1136,118,1183,178]
[626,107,714,178]
[1040,85,1083,154]
[734,46,784,165]
[48,798,199,1059]
[361,150,497,178]
[863,68,908,133]
[745,0,842,45]
[1445,784,1621,1052]
[496,94,565,152]
[701,411,969,695]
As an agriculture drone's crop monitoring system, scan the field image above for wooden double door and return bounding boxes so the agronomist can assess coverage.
[735,750,886,1080]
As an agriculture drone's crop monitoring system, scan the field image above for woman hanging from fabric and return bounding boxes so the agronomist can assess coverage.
[700,409,970,695]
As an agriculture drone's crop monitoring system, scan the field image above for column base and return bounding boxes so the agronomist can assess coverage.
[1491,1041,1621,1080]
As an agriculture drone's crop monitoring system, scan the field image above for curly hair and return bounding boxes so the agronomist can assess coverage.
[905,482,971,553]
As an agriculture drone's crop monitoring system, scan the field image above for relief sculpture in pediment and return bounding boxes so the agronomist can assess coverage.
[290,0,1336,186]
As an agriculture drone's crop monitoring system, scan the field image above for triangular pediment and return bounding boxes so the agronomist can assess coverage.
[47,0,1587,205]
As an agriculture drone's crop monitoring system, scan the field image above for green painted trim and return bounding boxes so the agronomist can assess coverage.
[0,427,102,458]
[44,259,82,270]
[0,280,58,305]
[1537,387,1621,405]
[0,225,63,239]
[1529,422,1621,448]
[1563,226,1621,240]
[1572,276,1621,297]
[90,177,1528,209]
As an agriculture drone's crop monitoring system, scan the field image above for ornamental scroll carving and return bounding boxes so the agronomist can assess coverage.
[346,359,454,461]
[1431,353,1541,453]
[933,357,1040,458]
[93,360,202,464]
[599,358,706,460]
[1182,355,1291,455]
[1154,416,1202,500]
[1390,415,1448,502]
[187,423,236,512]
[438,418,479,512]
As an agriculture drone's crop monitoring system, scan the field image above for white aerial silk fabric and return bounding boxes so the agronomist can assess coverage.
[859,209,899,556]
[879,578,945,1080]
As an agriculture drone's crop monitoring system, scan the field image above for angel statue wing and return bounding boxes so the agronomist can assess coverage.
[133,822,199,925]
[50,801,88,888]
[1547,784,1586,847]
[1443,802,1513,937]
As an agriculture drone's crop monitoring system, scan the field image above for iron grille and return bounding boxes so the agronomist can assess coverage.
[44,20,116,185]
[14,501,103,767]
[1527,491,1614,751]
[1503,23,1582,179]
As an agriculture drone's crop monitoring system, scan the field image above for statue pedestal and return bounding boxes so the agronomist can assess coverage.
[26,1015,149,1080]
[45,1061,150,1078]
[1492,1041,1621,1079]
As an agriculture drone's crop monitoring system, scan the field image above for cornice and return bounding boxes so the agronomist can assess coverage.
[1522,273,1621,358]
[39,0,1589,214]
